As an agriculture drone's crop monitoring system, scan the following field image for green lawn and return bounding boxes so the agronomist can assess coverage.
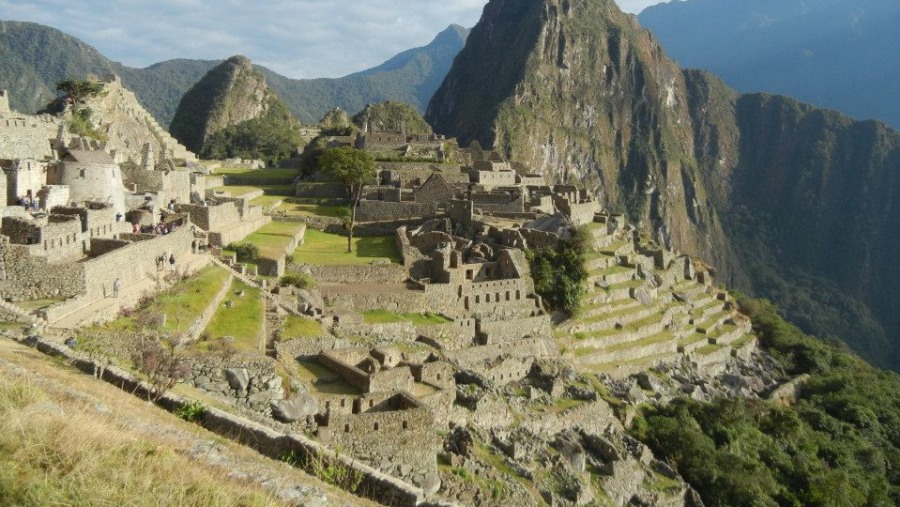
[97,266,231,335]
[291,229,401,266]
[276,200,346,218]
[199,280,263,352]
[210,184,295,198]
[280,314,323,338]
[229,221,305,260]
[362,310,450,326]
[249,195,284,207]
[212,168,297,181]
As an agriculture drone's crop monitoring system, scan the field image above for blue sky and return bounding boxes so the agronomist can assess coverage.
[0,0,666,78]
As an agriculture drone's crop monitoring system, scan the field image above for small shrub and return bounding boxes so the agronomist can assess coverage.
[226,242,259,263]
[279,273,316,290]
[131,335,191,402]
[175,400,206,422]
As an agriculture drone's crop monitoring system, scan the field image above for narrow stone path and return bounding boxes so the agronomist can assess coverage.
[49,252,212,331]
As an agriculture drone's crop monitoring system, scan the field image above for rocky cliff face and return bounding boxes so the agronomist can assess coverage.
[428,0,732,274]
[169,56,280,154]
[427,0,900,367]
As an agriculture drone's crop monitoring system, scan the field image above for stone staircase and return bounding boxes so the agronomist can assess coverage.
[557,215,758,377]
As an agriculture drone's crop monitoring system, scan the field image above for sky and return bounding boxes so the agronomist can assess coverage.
[0,0,667,79]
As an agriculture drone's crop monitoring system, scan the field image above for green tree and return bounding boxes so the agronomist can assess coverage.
[55,78,106,140]
[55,78,104,103]
[317,147,375,252]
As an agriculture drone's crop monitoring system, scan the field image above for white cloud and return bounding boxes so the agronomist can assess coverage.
[0,0,668,78]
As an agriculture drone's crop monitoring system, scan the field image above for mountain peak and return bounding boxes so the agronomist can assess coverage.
[169,56,281,154]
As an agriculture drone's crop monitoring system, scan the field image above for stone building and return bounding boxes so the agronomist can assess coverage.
[56,150,128,214]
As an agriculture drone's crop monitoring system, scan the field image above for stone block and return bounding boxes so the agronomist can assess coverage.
[225,368,250,392]
[271,392,319,423]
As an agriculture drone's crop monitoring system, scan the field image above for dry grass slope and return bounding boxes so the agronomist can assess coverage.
[0,373,280,507]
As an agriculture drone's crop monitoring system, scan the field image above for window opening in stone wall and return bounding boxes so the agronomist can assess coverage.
[402,421,408,430]
[466,270,473,280]
[344,424,350,433]
[374,423,379,431]
[486,294,491,303]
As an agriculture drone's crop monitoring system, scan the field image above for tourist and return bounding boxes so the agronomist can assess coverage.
[169,253,176,271]
[113,277,121,298]
[191,240,197,254]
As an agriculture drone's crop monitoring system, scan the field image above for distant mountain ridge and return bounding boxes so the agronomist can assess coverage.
[0,20,469,126]
[638,0,900,129]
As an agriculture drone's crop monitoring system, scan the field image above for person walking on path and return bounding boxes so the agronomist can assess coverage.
[191,240,197,254]
[112,277,121,298]
[169,253,176,271]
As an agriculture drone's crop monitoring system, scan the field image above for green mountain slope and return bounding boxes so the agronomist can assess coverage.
[169,56,303,165]
[427,0,900,368]
[0,20,467,127]
[639,0,900,129]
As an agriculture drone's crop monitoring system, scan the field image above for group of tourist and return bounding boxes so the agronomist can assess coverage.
[17,195,39,211]
[155,252,177,271]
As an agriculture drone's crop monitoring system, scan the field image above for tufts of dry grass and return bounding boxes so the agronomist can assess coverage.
[0,375,281,507]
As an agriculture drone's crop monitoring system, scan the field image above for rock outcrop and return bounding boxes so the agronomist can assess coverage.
[75,75,197,165]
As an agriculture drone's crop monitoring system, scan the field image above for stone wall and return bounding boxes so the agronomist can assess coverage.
[81,226,192,298]
[178,200,242,232]
[185,353,284,414]
[356,201,437,223]
[369,367,415,393]
[480,314,551,343]
[417,318,477,350]
[322,395,439,482]
[0,241,85,300]
[334,320,419,343]
[295,182,347,198]
[0,116,56,160]
[88,238,131,257]
[300,264,408,284]
[323,288,430,314]
[318,351,370,391]
[208,215,272,247]
[274,335,353,361]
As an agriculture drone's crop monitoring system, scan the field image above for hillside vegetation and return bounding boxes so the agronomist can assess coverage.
[635,297,900,505]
